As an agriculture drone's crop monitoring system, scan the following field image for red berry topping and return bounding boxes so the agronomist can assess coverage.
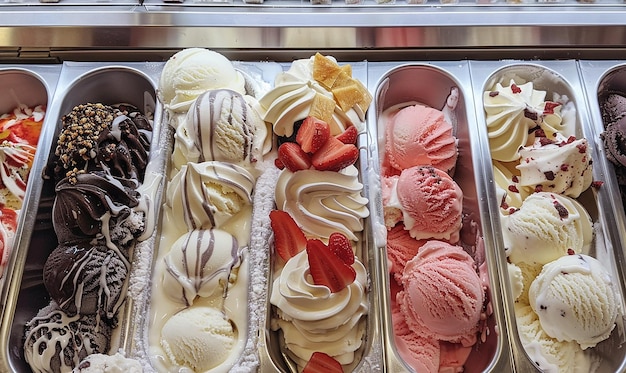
[270,210,307,261]
[311,136,359,172]
[274,158,285,170]
[296,116,331,154]
[543,102,561,115]
[302,352,344,373]
[508,185,519,193]
[335,125,359,145]
[306,238,356,293]
[278,142,312,172]
[511,84,522,94]
[591,180,604,189]
[328,232,355,265]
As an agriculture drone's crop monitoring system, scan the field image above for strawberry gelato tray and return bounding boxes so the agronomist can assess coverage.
[0,64,61,296]
[367,61,511,373]
[470,60,626,373]
[1,61,164,373]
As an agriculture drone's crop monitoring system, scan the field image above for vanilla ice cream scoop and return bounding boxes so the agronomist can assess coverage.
[529,254,619,350]
[162,229,239,306]
[515,303,591,373]
[160,306,236,371]
[517,133,592,198]
[166,161,254,233]
[502,192,593,266]
[171,89,269,171]
[159,48,246,113]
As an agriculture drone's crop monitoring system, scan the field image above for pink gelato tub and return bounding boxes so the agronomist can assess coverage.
[368,61,511,373]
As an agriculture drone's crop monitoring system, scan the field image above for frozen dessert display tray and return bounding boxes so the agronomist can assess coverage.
[471,60,626,373]
[0,63,62,355]
[0,60,165,373]
[3,58,626,373]
[366,61,512,373]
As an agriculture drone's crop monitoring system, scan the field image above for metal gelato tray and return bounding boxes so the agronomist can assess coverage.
[366,61,512,373]
[0,61,163,373]
[0,63,62,366]
[470,60,626,373]
[257,60,384,373]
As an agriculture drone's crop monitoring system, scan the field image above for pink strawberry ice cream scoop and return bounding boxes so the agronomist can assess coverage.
[384,104,458,174]
[391,301,440,373]
[383,166,463,243]
[386,223,425,283]
[398,240,484,346]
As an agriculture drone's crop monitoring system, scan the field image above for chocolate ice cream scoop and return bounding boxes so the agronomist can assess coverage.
[600,93,626,185]
[43,242,128,318]
[53,171,145,251]
[24,301,113,373]
[49,103,152,183]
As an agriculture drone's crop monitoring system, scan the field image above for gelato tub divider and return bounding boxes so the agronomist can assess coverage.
[368,60,511,373]
[1,61,163,373]
[470,59,626,373]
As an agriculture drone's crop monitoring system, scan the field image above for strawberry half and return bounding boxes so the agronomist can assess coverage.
[311,136,358,172]
[270,210,307,261]
[335,125,358,145]
[306,238,356,293]
[277,142,312,172]
[302,352,344,373]
[296,116,331,154]
[328,232,354,265]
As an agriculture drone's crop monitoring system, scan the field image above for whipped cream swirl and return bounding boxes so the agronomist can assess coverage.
[270,250,368,367]
[275,165,369,241]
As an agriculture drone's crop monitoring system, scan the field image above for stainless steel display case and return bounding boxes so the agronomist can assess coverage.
[1,3,626,373]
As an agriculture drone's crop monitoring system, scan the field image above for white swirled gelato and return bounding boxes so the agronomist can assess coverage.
[484,80,566,162]
[270,250,368,369]
[171,89,270,174]
[162,229,240,306]
[166,161,255,236]
[517,133,592,199]
[274,165,369,241]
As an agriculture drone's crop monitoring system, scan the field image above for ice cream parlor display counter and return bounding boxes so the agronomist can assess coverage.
[1,3,626,373]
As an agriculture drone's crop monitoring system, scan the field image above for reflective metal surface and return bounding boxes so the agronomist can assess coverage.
[0,5,625,58]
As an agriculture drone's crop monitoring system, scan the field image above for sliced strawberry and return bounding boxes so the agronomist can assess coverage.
[328,232,354,265]
[335,125,358,145]
[303,352,344,373]
[270,210,307,261]
[311,136,358,172]
[306,239,356,293]
[296,116,331,154]
[0,208,18,234]
[274,157,285,170]
[278,142,312,172]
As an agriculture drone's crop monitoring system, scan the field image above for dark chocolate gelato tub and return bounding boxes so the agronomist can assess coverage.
[0,61,163,373]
